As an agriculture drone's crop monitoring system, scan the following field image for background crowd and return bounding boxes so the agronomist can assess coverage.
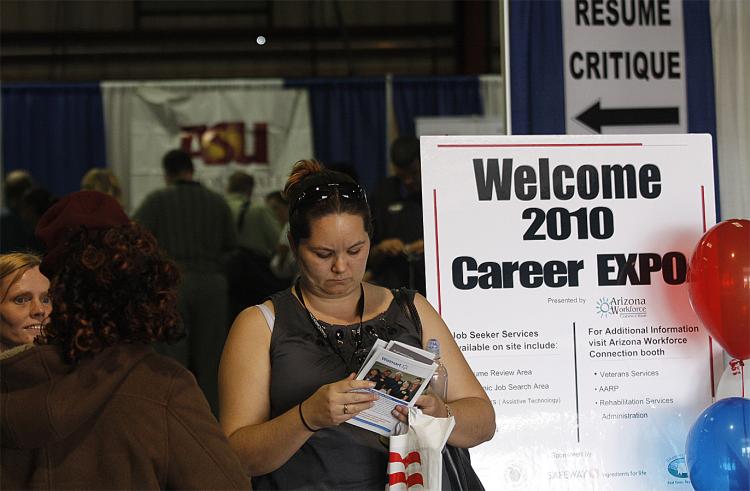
[1,136,426,416]
[0,147,494,490]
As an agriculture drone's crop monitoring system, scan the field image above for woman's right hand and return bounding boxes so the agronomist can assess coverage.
[301,374,379,430]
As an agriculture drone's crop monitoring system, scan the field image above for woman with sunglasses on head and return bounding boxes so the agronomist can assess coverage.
[219,160,495,489]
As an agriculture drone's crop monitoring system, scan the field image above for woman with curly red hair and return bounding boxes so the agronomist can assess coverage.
[0,191,250,490]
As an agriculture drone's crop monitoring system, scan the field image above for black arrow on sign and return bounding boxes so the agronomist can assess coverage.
[574,101,679,133]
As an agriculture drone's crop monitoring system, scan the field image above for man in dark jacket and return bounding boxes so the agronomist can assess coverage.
[368,136,425,294]
[134,150,236,414]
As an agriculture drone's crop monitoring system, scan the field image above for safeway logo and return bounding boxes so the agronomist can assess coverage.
[388,451,424,489]
[180,121,268,165]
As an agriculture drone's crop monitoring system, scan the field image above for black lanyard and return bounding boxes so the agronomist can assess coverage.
[295,279,366,373]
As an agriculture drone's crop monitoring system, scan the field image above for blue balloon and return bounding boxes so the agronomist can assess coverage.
[686,397,750,490]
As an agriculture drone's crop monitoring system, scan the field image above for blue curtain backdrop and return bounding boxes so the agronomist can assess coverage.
[508,0,566,135]
[392,76,483,137]
[683,0,720,218]
[2,77,486,196]
[2,83,106,197]
[285,77,386,193]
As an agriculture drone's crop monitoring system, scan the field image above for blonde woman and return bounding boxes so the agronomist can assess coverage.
[81,168,122,204]
[0,252,51,354]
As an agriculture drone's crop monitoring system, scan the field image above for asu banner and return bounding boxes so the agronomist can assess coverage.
[102,79,312,211]
[420,134,716,490]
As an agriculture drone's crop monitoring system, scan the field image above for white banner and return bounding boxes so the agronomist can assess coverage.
[102,79,313,212]
[420,134,716,490]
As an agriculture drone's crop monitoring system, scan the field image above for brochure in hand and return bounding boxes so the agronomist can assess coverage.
[346,340,437,436]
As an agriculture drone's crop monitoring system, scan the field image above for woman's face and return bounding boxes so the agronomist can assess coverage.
[0,266,51,350]
[295,212,370,298]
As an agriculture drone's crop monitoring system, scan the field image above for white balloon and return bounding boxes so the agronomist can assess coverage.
[716,359,750,400]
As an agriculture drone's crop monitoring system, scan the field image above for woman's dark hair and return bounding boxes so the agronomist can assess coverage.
[39,222,182,363]
[283,159,372,246]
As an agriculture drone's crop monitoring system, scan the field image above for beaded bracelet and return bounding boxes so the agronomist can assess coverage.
[298,402,319,432]
[444,402,453,418]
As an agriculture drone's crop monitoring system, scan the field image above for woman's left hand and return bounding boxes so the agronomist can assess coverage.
[391,393,450,422]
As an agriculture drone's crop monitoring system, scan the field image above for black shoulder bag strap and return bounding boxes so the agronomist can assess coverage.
[392,287,422,339]
[392,287,485,491]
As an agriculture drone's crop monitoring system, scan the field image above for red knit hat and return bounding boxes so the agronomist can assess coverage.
[35,190,130,277]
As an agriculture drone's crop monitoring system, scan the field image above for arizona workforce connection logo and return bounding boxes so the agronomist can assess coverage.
[595,296,647,318]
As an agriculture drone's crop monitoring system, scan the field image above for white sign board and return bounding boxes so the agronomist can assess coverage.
[562,0,687,134]
[420,134,715,490]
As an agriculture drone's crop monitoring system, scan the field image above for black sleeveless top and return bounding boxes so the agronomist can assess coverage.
[252,287,422,490]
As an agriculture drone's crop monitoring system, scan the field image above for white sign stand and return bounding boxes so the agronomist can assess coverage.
[421,134,715,490]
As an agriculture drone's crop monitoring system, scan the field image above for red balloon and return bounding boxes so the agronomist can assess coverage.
[688,219,750,359]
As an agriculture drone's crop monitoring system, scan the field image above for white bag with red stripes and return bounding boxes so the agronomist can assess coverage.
[387,407,455,491]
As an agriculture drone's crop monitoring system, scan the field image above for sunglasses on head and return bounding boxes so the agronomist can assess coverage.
[290,182,367,216]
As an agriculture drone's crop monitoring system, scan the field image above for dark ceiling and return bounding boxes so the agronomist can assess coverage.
[1,0,501,82]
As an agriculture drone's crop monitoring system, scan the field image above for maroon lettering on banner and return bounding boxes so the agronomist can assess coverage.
[201,122,236,165]
[237,123,268,164]
[178,122,269,165]
[180,125,207,158]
